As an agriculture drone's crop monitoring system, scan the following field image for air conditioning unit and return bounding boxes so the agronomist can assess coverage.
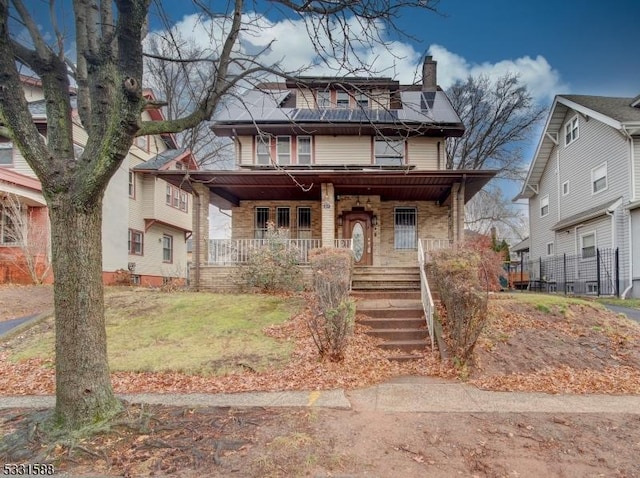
[127,262,136,272]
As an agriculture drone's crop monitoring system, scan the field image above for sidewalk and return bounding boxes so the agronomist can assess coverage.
[1,376,639,414]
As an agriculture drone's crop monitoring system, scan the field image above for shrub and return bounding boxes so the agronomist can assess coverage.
[240,223,303,293]
[429,245,503,365]
[112,268,132,286]
[307,248,355,361]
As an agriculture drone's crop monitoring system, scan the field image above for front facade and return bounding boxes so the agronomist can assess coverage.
[157,57,495,290]
[517,94,640,298]
[0,78,196,286]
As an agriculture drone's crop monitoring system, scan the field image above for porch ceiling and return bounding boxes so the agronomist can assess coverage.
[153,169,496,209]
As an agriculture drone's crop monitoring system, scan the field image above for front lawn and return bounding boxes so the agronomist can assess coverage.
[8,289,303,375]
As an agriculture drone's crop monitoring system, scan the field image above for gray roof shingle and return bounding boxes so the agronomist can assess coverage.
[561,95,640,124]
[133,148,187,170]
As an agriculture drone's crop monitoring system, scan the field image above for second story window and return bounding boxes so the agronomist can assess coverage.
[0,139,12,165]
[317,91,331,109]
[166,184,187,212]
[540,195,549,217]
[336,91,349,109]
[565,116,579,146]
[297,136,312,164]
[375,138,404,165]
[591,162,607,194]
[128,171,135,198]
[256,135,271,165]
[355,92,369,109]
[277,136,291,165]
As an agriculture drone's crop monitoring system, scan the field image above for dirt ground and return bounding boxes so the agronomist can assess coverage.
[1,288,640,476]
[0,284,53,321]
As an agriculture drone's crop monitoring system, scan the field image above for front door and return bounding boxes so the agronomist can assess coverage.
[343,212,373,265]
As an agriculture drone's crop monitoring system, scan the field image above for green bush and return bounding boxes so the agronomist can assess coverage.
[240,224,303,293]
[430,246,501,365]
[307,248,355,361]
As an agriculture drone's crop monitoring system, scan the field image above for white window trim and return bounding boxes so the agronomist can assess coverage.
[255,135,271,165]
[546,242,554,256]
[336,91,350,109]
[580,231,597,260]
[162,234,173,263]
[562,181,570,196]
[374,137,405,165]
[591,162,608,195]
[297,136,313,165]
[276,136,291,165]
[128,171,135,198]
[540,194,549,218]
[564,115,579,147]
[316,91,331,109]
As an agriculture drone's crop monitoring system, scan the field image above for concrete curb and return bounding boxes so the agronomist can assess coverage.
[0,308,53,340]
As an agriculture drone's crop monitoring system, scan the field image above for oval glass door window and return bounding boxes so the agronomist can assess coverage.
[352,222,364,262]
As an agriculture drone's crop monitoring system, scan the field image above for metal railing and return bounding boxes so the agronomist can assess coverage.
[418,239,435,349]
[208,238,355,264]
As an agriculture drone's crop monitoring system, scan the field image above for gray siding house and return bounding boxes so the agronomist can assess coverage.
[516,94,640,298]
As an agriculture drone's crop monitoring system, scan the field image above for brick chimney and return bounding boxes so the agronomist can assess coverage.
[422,55,437,91]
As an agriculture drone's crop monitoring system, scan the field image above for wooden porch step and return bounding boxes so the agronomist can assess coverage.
[366,328,428,341]
[359,317,425,328]
[358,307,424,319]
[351,290,421,300]
[378,339,429,353]
[351,280,421,290]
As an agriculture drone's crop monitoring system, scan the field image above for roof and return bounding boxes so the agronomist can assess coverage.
[151,169,496,210]
[133,148,190,171]
[551,197,622,231]
[511,237,530,253]
[516,93,640,200]
[211,87,464,137]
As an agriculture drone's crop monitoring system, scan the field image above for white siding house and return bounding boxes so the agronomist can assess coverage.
[517,94,640,298]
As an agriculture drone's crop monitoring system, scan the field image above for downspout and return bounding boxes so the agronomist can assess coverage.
[620,126,634,298]
[622,213,633,298]
[191,182,201,291]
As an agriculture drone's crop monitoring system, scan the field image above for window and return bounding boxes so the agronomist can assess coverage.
[591,163,607,194]
[255,207,270,239]
[0,139,13,165]
[162,234,173,263]
[355,92,369,109]
[165,184,187,211]
[375,138,404,165]
[562,181,569,196]
[128,171,135,198]
[128,229,143,255]
[581,232,596,259]
[317,91,331,108]
[394,207,417,249]
[276,207,290,230]
[173,187,180,208]
[276,136,291,165]
[565,116,579,146]
[297,136,312,164]
[179,191,188,212]
[165,184,172,205]
[540,195,549,217]
[336,91,349,108]
[135,135,148,151]
[256,135,271,165]
[546,242,554,256]
[0,205,19,245]
[297,207,311,239]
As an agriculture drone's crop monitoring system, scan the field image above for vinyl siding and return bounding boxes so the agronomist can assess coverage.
[102,164,129,272]
[634,137,640,200]
[529,147,558,260]
[238,136,253,165]
[296,88,315,108]
[314,135,371,165]
[407,137,440,170]
[557,113,630,219]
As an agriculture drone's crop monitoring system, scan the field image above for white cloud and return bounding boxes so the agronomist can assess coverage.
[153,13,564,102]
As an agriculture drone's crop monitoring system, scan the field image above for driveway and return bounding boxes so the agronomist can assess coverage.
[602,304,640,324]
[0,314,39,337]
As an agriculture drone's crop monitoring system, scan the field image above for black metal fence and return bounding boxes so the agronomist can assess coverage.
[510,248,619,297]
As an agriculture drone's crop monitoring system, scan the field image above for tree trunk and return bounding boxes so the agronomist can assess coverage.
[49,197,121,428]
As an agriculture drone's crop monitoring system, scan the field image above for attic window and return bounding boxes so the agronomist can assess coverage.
[564,116,579,146]
[336,91,349,109]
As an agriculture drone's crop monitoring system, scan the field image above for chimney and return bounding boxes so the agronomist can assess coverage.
[422,55,437,91]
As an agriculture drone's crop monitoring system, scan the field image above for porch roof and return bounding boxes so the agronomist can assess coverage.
[152,169,496,209]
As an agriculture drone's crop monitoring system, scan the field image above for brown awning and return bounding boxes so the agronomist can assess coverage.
[151,169,496,209]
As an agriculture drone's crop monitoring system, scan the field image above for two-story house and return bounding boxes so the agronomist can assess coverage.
[0,77,196,286]
[155,57,496,291]
[516,94,640,298]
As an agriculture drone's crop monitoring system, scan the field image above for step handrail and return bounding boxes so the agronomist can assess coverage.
[418,239,435,348]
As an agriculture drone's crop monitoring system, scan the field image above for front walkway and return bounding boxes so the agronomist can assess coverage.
[2,376,639,413]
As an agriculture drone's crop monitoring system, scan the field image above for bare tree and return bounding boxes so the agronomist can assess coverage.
[0,0,440,431]
[0,194,51,284]
[464,185,528,243]
[446,73,546,179]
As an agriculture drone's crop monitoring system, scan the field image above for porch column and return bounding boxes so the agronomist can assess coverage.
[451,182,460,243]
[457,178,465,245]
[191,182,210,290]
[321,183,335,247]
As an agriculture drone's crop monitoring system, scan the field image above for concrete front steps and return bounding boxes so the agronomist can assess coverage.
[351,269,430,361]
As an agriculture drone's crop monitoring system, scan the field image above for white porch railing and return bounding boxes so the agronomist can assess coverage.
[334,238,353,250]
[418,239,436,349]
[208,238,358,264]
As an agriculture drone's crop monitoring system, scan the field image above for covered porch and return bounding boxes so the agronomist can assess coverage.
[154,168,495,290]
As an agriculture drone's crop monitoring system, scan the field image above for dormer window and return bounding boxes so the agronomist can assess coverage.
[564,116,578,146]
[336,91,349,109]
[256,135,271,165]
[375,138,404,165]
[355,93,369,109]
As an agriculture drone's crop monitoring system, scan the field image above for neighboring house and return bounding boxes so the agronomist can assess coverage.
[516,94,640,298]
[155,57,496,290]
[0,76,197,286]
